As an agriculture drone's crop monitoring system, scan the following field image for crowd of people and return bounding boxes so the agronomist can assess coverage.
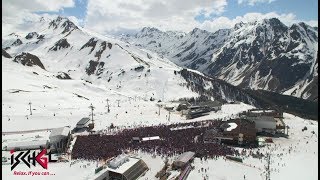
[72,120,240,160]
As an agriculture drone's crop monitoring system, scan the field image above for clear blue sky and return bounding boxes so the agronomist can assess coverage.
[61,0,88,20]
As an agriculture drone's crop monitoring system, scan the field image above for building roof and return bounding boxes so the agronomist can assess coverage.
[108,157,140,174]
[243,109,282,117]
[122,158,148,180]
[189,106,201,109]
[89,167,108,180]
[49,127,70,138]
[198,101,222,107]
[108,156,149,180]
[247,116,276,122]
[77,117,91,125]
[141,136,160,141]
[175,151,195,164]
[6,140,48,150]
[248,109,277,113]
[109,154,129,169]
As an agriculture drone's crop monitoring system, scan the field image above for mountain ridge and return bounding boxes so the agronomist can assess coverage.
[2,16,318,120]
[122,17,318,101]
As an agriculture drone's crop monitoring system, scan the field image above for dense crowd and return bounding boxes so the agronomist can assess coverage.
[72,120,242,160]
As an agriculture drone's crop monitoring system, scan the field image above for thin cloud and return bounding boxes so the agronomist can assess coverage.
[2,0,317,36]
[238,0,276,6]
[84,0,228,33]
[2,0,77,35]
[199,12,317,33]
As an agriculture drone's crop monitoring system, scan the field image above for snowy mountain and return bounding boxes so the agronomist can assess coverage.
[122,18,318,101]
[2,16,318,180]
[2,16,199,103]
[2,16,317,122]
[3,16,265,108]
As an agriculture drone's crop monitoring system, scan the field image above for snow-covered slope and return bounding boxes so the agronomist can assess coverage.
[4,16,277,110]
[2,16,200,105]
[122,18,318,101]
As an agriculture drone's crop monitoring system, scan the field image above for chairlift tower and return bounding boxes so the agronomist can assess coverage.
[265,153,271,180]
[28,102,32,115]
[106,99,110,113]
[157,104,161,116]
[89,103,95,126]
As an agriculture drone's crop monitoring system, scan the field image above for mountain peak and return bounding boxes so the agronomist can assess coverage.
[166,30,186,38]
[290,21,313,31]
[39,17,45,22]
[191,27,201,33]
[190,28,209,36]
[56,15,68,22]
[234,21,245,30]
[233,18,287,30]
[297,22,312,30]
[134,27,163,38]
[263,17,280,24]
[48,16,78,34]
[262,18,286,28]
[141,27,161,33]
